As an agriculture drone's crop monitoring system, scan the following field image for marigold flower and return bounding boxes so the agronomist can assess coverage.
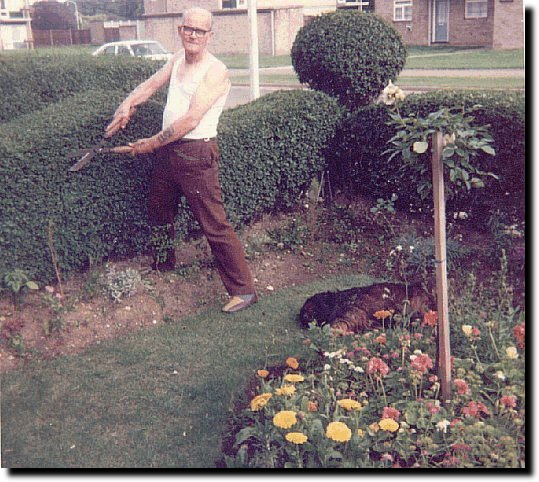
[326,421,352,442]
[357,428,365,438]
[368,422,380,434]
[285,432,308,445]
[273,410,298,429]
[257,369,269,378]
[374,334,387,345]
[307,401,318,412]
[275,384,296,396]
[286,357,299,369]
[379,418,399,432]
[283,374,305,383]
[337,399,363,411]
[461,325,473,337]
[373,310,392,320]
[250,393,272,411]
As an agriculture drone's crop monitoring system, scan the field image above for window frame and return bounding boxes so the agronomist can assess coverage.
[394,0,413,22]
[465,0,488,19]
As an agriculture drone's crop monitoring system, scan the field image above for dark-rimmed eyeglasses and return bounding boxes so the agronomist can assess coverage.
[179,26,211,38]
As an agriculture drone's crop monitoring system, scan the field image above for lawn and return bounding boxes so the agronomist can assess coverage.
[0,274,373,468]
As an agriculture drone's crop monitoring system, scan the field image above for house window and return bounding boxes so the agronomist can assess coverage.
[222,0,246,8]
[465,0,488,18]
[394,1,412,21]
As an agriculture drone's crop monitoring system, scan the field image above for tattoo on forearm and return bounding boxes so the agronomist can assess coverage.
[158,127,175,145]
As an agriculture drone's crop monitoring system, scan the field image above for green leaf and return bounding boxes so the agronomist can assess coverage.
[235,426,260,445]
[25,281,39,290]
[481,145,496,156]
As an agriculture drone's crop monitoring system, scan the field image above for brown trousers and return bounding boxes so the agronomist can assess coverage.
[147,138,255,296]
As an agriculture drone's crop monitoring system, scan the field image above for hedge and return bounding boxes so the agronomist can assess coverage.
[329,90,525,224]
[0,54,162,122]
[0,89,343,282]
[291,11,406,108]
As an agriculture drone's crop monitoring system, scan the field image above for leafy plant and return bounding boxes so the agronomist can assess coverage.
[291,11,407,108]
[384,102,497,201]
[101,265,142,303]
[1,269,39,309]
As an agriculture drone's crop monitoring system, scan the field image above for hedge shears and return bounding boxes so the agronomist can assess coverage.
[67,139,132,172]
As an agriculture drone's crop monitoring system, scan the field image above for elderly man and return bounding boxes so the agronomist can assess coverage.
[105,7,257,313]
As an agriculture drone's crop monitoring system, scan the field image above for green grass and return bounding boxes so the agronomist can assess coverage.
[0,274,374,468]
[220,54,292,69]
[232,74,302,86]
[405,47,525,69]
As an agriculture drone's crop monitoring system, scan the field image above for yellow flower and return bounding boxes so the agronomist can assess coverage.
[257,369,269,378]
[379,418,400,433]
[368,422,380,434]
[250,393,272,411]
[337,399,363,411]
[462,325,473,337]
[283,374,305,383]
[285,432,308,445]
[506,346,519,359]
[373,310,392,320]
[273,410,298,429]
[326,421,352,442]
[357,428,365,438]
[276,384,296,396]
[286,357,299,369]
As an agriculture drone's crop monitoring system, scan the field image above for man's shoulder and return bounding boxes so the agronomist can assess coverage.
[208,53,228,73]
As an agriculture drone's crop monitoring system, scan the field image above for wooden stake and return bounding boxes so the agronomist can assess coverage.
[431,131,452,403]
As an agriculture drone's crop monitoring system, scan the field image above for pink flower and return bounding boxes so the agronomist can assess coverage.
[450,418,462,427]
[367,357,390,377]
[472,327,481,337]
[451,443,472,454]
[454,378,470,395]
[500,395,517,409]
[461,401,490,418]
[382,406,401,421]
[410,354,433,374]
[442,455,460,467]
[425,401,440,414]
[414,333,424,340]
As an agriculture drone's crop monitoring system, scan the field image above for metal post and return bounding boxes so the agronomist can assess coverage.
[247,0,260,101]
[431,131,452,403]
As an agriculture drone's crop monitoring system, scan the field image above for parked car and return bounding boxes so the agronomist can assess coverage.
[92,40,172,61]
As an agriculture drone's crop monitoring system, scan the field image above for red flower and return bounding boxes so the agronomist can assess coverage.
[382,406,401,421]
[422,310,438,327]
[461,401,490,418]
[500,395,517,409]
[425,401,440,414]
[414,333,424,341]
[513,322,525,349]
[471,327,481,337]
[450,443,472,458]
[411,354,433,374]
[454,378,470,395]
[442,455,460,467]
[450,418,462,427]
[367,357,390,377]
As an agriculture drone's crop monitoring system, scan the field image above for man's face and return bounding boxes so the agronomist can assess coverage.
[179,13,212,54]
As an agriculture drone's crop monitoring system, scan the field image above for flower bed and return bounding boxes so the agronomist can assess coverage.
[221,296,525,468]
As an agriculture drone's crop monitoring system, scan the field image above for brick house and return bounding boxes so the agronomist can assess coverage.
[0,0,34,50]
[374,0,524,49]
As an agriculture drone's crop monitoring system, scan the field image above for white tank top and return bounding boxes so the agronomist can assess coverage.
[162,51,229,139]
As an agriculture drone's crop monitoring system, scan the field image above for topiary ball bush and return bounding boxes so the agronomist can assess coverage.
[291,11,407,109]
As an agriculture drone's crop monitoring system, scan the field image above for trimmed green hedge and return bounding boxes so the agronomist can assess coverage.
[329,90,525,223]
[0,54,162,122]
[1,89,343,282]
[291,11,406,108]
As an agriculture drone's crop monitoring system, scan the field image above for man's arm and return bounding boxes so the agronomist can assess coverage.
[105,54,178,138]
[128,62,230,154]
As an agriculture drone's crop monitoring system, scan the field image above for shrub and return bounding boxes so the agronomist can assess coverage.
[0,54,162,122]
[1,89,343,282]
[291,11,407,108]
[329,90,525,225]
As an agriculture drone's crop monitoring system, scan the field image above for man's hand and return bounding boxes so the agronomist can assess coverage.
[105,104,135,138]
[128,136,160,155]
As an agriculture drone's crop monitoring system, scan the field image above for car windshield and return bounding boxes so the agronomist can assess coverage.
[132,42,166,56]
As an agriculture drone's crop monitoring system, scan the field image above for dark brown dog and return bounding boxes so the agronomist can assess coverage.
[299,282,433,333]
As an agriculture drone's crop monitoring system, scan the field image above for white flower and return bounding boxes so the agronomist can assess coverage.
[506,346,519,359]
[462,325,473,337]
[436,420,451,433]
[354,366,365,373]
[324,364,331,371]
[396,245,403,251]
[495,371,506,381]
